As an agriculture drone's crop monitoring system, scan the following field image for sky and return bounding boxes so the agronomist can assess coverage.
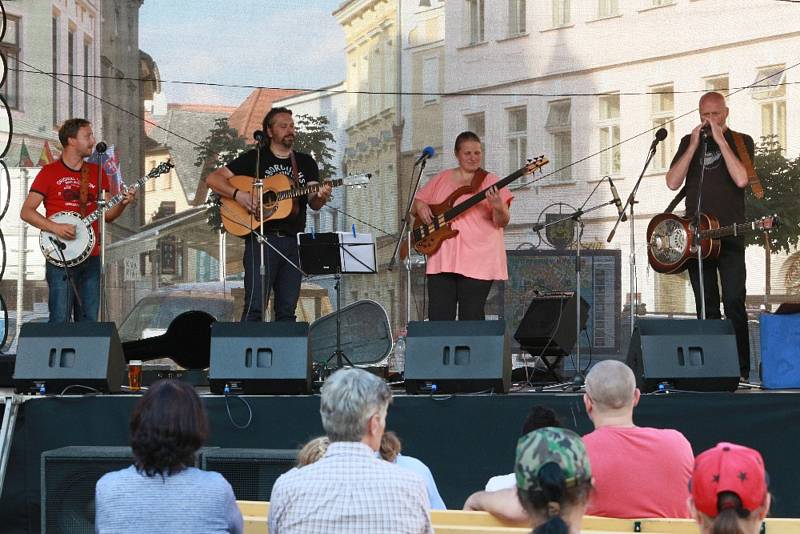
[139,0,347,107]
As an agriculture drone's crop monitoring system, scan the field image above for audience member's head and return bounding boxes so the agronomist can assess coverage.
[130,379,208,477]
[515,427,593,534]
[584,360,639,424]
[380,431,402,462]
[297,436,330,467]
[521,405,562,436]
[320,368,392,450]
[690,443,770,534]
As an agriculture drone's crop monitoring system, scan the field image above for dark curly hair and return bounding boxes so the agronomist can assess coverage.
[130,379,208,477]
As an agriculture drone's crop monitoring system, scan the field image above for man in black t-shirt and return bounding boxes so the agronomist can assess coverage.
[207,107,332,321]
[666,92,753,380]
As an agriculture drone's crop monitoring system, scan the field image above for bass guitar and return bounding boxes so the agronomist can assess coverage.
[220,173,371,237]
[410,156,548,256]
[39,161,174,267]
[647,212,779,274]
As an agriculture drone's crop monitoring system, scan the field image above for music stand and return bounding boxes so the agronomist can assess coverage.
[298,232,377,370]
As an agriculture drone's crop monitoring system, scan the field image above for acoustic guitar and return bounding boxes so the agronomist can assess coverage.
[647,212,779,274]
[409,156,548,256]
[219,173,370,237]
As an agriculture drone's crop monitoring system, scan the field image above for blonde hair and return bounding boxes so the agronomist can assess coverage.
[380,431,402,462]
[297,436,330,467]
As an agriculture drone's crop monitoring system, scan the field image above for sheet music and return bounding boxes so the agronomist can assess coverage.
[338,232,377,273]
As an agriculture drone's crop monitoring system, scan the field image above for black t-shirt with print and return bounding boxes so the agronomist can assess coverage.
[226,146,320,235]
[670,129,754,227]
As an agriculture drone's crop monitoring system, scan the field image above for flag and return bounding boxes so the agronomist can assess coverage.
[18,140,34,167]
[86,144,124,195]
[37,141,55,167]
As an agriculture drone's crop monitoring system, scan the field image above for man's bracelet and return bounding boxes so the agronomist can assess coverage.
[232,189,240,200]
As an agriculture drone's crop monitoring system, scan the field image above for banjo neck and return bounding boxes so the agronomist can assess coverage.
[83,161,174,225]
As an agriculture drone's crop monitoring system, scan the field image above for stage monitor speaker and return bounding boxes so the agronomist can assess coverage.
[626,319,740,393]
[14,322,126,394]
[199,448,298,501]
[405,320,510,394]
[208,322,311,394]
[514,292,590,357]
[41,446,134,534]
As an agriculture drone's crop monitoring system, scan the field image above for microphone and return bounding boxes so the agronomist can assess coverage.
[607,176,628,222]
[415,146,435,165]
[532,222,544,232]
[700,124,711,139]
[649,128,668,151]
[253,130,266,144]
[49,236,66,250]
[95,142,108,154]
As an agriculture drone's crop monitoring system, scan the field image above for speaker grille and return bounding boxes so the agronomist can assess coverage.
[200,448,298,501]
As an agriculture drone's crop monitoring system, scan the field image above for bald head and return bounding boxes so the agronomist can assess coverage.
[585,360,636,411]
[699,91,726,107]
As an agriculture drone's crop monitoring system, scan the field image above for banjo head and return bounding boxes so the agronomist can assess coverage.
[39,212,96,267]
[648,217,687,266]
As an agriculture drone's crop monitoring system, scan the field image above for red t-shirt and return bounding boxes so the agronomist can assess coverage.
[30,159,109,256]
[583,426,694,518]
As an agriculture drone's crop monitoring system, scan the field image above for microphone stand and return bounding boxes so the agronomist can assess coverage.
[96,145,108,321]
[252,140,270,322]
[607,141,660,335]
[388,156,428,326]
[694,132,709,320]
[50,237,84,321]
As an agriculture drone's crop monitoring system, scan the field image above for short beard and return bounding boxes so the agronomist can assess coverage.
[280,136,294,149]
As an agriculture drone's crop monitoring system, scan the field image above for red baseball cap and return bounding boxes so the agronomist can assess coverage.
[691,442,768,518]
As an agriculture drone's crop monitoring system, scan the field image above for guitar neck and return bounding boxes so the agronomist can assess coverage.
[84,176,147,224]
[442,167,528,222]
[702,220,760,240]
[275,178,344,202]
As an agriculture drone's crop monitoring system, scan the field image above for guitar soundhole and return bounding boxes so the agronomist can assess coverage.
[262,191,278,208]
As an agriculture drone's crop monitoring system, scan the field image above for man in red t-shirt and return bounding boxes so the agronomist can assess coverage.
[582,360,694,518]
[20,118,135,322]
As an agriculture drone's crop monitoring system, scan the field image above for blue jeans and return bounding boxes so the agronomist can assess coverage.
[241,233,301,322]
[46,255,101,322]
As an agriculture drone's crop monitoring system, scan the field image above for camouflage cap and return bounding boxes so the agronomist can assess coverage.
[515,427,592,492]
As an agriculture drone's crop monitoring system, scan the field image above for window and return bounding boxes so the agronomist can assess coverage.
[383,41,393,110]
[753,65,786,150]
[52,16,59,125]
[650,84,675,171]
[508,0,526,35]
[466,0,485,45]
[704,74,729,96]
[146,161,156,191]
[552,0,570,27]
[162,169,172,190]
[84,41,91,119]
[507,107,528,175]
[0,16,20,109]
[68,30,75,118]
[598,0,619,17]
[466,112,485,140]
[358,55,368,120]
[598,93,621,176]
[546,100,572,181]
[422,56,439,104]
[369,48,381,115]
[651,0,674,6]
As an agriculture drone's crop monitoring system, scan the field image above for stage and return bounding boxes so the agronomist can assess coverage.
[1,389,799,533]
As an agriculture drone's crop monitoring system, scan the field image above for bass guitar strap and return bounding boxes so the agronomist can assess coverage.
[470,168,488,193]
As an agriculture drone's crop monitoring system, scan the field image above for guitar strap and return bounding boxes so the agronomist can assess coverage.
[79,164,91,217]
[471,168,488,193]
[730,130,764,199]
[289,151,300,184]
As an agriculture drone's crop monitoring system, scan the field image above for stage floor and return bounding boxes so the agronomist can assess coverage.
[2,388,799,533]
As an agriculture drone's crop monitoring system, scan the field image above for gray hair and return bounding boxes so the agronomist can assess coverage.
[320,368,392,442]
[585,360,636,410]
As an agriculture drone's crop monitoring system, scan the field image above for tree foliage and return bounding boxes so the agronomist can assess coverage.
[744,136,800,254]
[292,113,337,181]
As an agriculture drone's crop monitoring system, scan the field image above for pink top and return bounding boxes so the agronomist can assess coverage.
[415,169,513,281]
[583,426,694,519]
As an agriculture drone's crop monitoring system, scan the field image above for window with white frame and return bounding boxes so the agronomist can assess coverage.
[1,16,20,109]
[650,84,675,171]
[53,16,59,125]
[598,0,619,18]
[422,56,439,104]
[704,74,729,96]
[358,55,368,120]
[369,47,382,115]
[507,107,528,175]
[68,29,76,118]
[508,0,526,36]
[651,0,674,6]
[83,40,91,119]
[552,0,570,27]
[752,65,787,151]
[466,0,485,45]
[546,100,572,181]
[598,93,621,176]
[384,41,394,110]
[466,112,485,140]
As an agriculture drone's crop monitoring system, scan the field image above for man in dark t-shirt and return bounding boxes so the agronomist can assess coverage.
[207,107,332,321]
[666,92,753,380]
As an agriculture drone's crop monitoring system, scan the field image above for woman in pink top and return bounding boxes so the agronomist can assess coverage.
[412,131,513,320]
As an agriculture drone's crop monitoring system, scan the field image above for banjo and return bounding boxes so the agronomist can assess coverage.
[39,161,174,267]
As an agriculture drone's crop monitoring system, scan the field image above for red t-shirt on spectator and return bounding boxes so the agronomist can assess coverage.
[30,160,108,256]
[583,426,694,518]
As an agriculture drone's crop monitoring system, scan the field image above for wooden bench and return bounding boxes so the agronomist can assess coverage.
[237,501,799,534]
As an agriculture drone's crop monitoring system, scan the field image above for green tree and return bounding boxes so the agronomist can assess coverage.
[293,113,337,180]
[745,136,800,297]
[195,117,248,231]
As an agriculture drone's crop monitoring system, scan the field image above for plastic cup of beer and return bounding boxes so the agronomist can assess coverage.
[127,360,143,391]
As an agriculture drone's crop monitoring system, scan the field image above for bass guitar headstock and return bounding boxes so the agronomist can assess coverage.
[524,155,549,176]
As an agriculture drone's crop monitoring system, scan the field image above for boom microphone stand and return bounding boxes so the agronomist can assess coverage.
[695,129,709,320]
[252,131,270,322]
[95,142,108,320]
